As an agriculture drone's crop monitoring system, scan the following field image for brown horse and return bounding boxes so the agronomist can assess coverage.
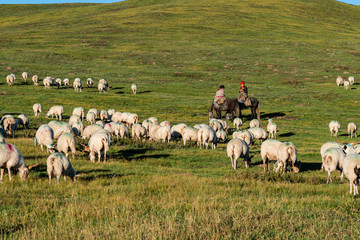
[209,98,242,120]
[238,92,260,120]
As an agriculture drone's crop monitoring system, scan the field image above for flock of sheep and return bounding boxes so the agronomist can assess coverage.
[336,75,355,90]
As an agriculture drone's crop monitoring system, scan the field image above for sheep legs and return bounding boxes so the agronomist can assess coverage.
[7,167,12,181]
[326,171,332,184]
[0,168,4,182]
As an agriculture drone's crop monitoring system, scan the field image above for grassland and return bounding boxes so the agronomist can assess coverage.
[1,0,360,238]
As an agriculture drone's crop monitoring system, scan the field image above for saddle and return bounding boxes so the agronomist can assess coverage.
[217,97,226,105]
[238,92,252,107]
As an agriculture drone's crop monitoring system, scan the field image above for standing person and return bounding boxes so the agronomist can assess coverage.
[214,85,226,104]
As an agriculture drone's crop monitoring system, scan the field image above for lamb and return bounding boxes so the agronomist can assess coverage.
[348,122,357,138]
[46,105,64,121]
[35,124,55,152]
[32,75,39,86]
[98,82,106,93]
[342,154,360,196]
[87,78,94,88]
[132,123,147,140]
[86,132,110,162]
[336,76,344,86]
[33,103,43,117]
[198,127,217,149]
[47,152,77,184]
[171,123,187,140]
[216,129,227,142]
[131,83,137,94]
[86,112,96,124]
[56,78,62,89]
[0,143,29,182]
[6,74,15,86]
[69,115,81,126]
[349,76,355,85]
[249,119,261,128]
[72,107,84,121]
[182,127,199,146]
[43,77,52,90]
[113,123,130,139]
[233,117,243,130]
[322,147,345,184]
[63,78,70,88]
[99,78,109,89]
[48,121,72,139]
[100,110,109,122]
[154,126,171,143]
[17,114,29,129]
[126,113,139,127]
[57,133,76,160]
[22,72,28,81]
[344,80,350,90]
[82,124,103,139]
[232,130,253,146]
[267,119,277,139]
[329,120,340,137]
[149,123,161,140]
[88,108,99,119]
[247,127,267,143]
[73,78,82,92]
[275,141,299,173]
[227,138,250,169]
[72,121,84,136]
[148,117,158,124]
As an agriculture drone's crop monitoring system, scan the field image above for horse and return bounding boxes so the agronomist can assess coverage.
[209,98,242,120]
[238,92,260,120]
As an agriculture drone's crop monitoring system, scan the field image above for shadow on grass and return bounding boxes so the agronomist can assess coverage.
[110,148,170,161]
[137,91,151,94]
[261,112,286,119]
[112,87,124,90]
[299,162,322,172]
[115,91,124,94]
[278,132,295,137]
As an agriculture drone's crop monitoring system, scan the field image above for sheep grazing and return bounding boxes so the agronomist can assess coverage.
[95,121,105,128]
[275,141,299,173]
[63,78,70,88]
[82,124,103,139]
[73,78,82,92]
[69,115,81,126]
[100,110,109,122]
[216,129,227,142]
[198,127,217,149]
[131,83,137,94]
[47,152,77,184]
[111,112,123,123]
[148,117,159,124]
[329,120,340,137]
[72,121,84,136]
[233,130,253,146]
[35,124,55,152]
[249,119,261,128]
[1,115,17,136]
[57,133,76,160]
[72,107,84,121]
[132,123,147,140]
[336,76,344,86]
[86,132,110,162]
[17,114,29,129]
[149,123,161,140]
[218,119,229,132]
[227,138,250,169]
[98,82,106,93]
[344,80,350,90]
[171,123,187,140]
[99,78,109,89]
[6,74,15,86]
[182,127,199,146]
[43,76,53,90]
[88,108,99,119]
[209,118,223,132]
[48,121,72,139]
[248,127,267,143]
[126,113,139,127]
[343,154,360,196]
[0,143,29,182]
[32,75,39,86]
[154,126,171,143]
[113,123,130,140]
[56,78,62,89]
[320,142,343,157]
[261,139,283,172]
[267,119,277,139]
[233,117,243,130]
[87,78,94,88]
[33,103,43,117]
[348,122,357,138]
[194,124,211,130]
[160,121,171,127]
[86,112,96,125]
[322,147,345,184]
[22,72,28,81]
[349,76,355,85]
[46,105,64,121]
[108,108,115,119]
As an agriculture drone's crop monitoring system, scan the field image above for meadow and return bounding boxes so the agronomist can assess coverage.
[1,0,360,238]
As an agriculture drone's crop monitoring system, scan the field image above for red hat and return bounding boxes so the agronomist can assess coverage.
[240,81,245,86]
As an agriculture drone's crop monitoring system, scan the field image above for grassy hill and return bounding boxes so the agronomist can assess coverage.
[1,0,360,238]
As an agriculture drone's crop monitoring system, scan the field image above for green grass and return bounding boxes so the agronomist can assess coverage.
[1,0,360,238]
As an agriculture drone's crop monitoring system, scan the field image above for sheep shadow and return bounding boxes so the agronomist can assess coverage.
[299,162,322,172]
[110,148,170,162]
[115,91,124,94]
[137,91,151,94]
[261,112,286,119]
[278,132,295,137]
[0,83,4,86]
[80,172,135,181]
[112,87,124,90]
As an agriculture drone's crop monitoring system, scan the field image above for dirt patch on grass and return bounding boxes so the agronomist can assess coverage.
[0,91,10,96]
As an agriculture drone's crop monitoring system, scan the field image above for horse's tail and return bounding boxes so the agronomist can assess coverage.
[257,102,260,120]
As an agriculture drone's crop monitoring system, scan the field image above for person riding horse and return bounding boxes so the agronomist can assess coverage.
[214,85,226,105]
[238,81,251,107]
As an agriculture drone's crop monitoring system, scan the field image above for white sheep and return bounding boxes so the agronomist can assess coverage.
[17,114,29,129]
[154,126,171,143]
[216,129,227,142]
[261,139,283,172]
[56,78,62,89]
[342,154,360,196]
[108,109,115,119]
[73,78,82,92]
[217,119,229,132]
[104,122,116,135]
[86,132,110,162]
[35,124,55,152]
[88,108,99,119]
[322,147,345,184]
[194,124,211,130]
[149,123,161,140]
[96,120,106,128]
[160,121,171,127]
[329,120,340,137]
[98,82,106,93]
[111,112,123,123]
[82,124,103,139]
[126,113,139,127]
[47,152,77,184]
[0,143,29,182]
[72,121,85,136]
[1,115,17,136]
[320,142,344,170]
[275,141,299,173]
[148,117,159,124]
[249,119,261,128]
[232,130,253,146]
[57,133,76,160]
[72,107,84,121]
[32,75,39,86]
[267,119,277,139]
[43,77,52,90]
[209,118,223,132]
[233,117,243,130]
[132,123,147,140]
[247,127,267,143]
[227,138,250,169]
[48,121,72,139]
[63,78,70,88]
[22,72,28,81]
[86,112,96,124]
[348,122,357,138]
[87,78,94,88]
[336,76,344,86]
[171,123,187,140]
[142,119,152,134]
[100,110,109,122]
[69,115,81,127]
[182,127,199,146]
[344,80,350,90]
[198,127,217,149]
[33,103,43,117]
[6,74,15,86]
[99,78,109,88]
[46,105,64,121]
[113,123,130,139]
[349,76,355,85]
[131,83,137,94]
